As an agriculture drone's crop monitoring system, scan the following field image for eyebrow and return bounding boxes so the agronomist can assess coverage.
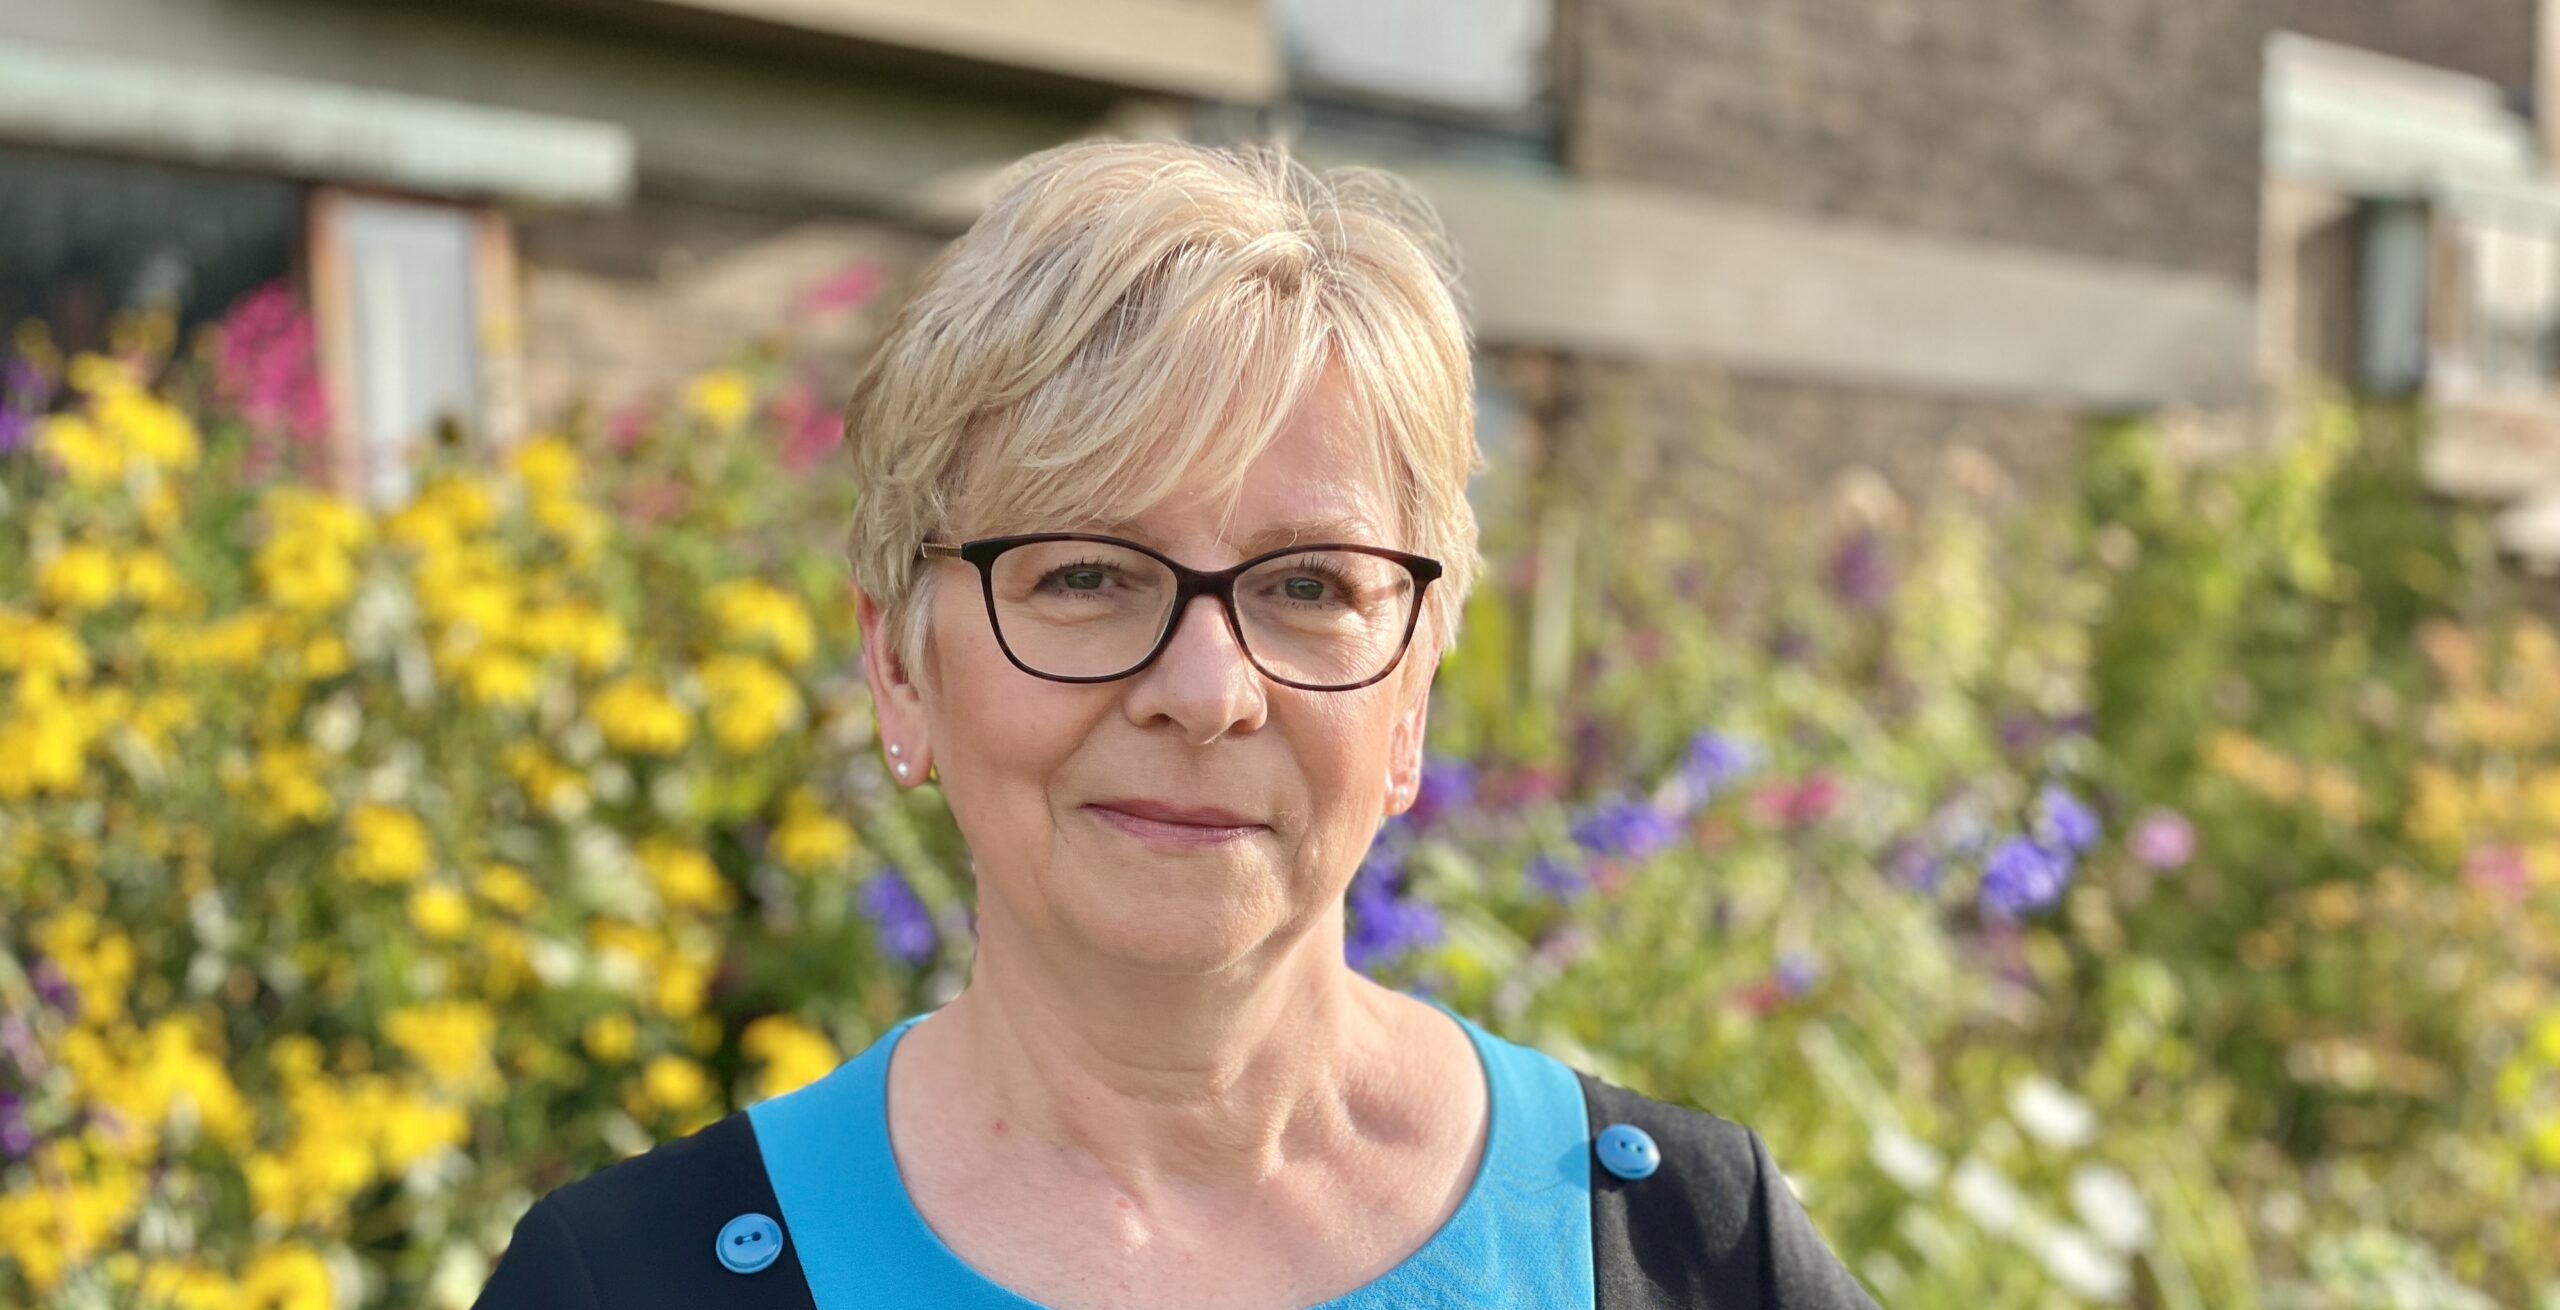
[1074,514,1384,552]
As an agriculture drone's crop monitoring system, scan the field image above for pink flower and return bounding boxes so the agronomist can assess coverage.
[608,402,653,454]
[210,280,330,477]
[772,377,844,472]
[2127,809,2196,870]
[798,260,886,319]
[1751,773,1841,827]
[2463,844,2531,903]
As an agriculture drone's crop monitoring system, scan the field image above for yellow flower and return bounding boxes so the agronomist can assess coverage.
[35,910,137,1021]
[654,954,713,1020]
[0,1145,143,1289]
[520,601,628,675]
[2406,764,2467,856]
[770,788,857,871]
[480,924,535,1000]
[502,742,590,814]
[2535,1011,2560,1066]
[154,611,272,671]
[254,487,372,614]
[742,1014,842,1101]
[257,534,360,614]
[706,579,815,667]
[638,1053,714,1118]
[38,542,122,611]
[237,1242,332,1310]
[592,675,693,756]
[302,632,351,680]
[407,884,473,940]
[95,382,202,473]
[0,690,97,798]
[386,476,494,555]
[684,368,754,432]
[250,744,336,828]
[639,837,735,914]
[119,547,188,611]
[139,482,183,537]
[374,1087,469,1173]
[2535,1116,2560,1172]
[384,1001,499,1094]
[583,1011,638,1064]
[340,803,433,885]
[510,432,583,496]
[0,611,92,682]
[533,492,610,565]
[475,861,543,916]
[137,1257,236,1310]
[39,412,124,487]
[461,650,542,708]
[699,653,802,755]
[270,1034,326,1081]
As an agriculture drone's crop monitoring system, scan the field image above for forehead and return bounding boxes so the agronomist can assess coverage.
[968,362,1401,554]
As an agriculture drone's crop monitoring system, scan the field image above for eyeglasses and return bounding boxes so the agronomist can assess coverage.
[917,532,1443,691]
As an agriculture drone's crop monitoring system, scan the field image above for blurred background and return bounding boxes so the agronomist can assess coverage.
[7,1,2560,1307]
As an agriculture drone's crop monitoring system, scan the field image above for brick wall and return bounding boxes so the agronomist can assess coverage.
[1563,0,2267,283]
[2267,0,2539,89]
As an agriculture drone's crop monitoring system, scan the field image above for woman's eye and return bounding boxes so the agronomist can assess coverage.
[1047,568,1109,591]
[1283,576,1329,601]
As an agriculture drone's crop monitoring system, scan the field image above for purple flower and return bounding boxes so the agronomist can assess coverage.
[1358,825,1409,887]
[29,957,76,1018]
[1999,714,2043,754]
[1827,529,1892,610]
[859,867,938,964]
[1569,798,1679,861]
[1527,852,1586,900]
[1410,759,1477,828]
[2128,809,2196,870]
[2033,784,2101,855]
[1345,875,1442,970]
[1979,837,2072,918]
[1680,730,1763,795]
[0,408,27,457]
[1774,950,1820,998]
[0,1092,28,1160]
[1884,837,1944,894]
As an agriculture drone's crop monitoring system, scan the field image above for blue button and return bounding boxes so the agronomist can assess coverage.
[1595,1122,1659,1180]
[716,1212,785,1274]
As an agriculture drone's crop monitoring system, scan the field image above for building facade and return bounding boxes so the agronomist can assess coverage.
[3,0,2537,524]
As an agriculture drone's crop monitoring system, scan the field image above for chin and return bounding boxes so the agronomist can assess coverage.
[1060,871,1292,975]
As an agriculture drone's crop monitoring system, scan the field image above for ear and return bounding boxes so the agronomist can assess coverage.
[1382,627,1441,817]
[854,583,929,785]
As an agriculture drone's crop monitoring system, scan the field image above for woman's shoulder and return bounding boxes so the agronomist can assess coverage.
[1558,1064,1881,1310]
[472,1110,819,1310]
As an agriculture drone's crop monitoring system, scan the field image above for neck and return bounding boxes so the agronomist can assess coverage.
[922,896,1397,1200]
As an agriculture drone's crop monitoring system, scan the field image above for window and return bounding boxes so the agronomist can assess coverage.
[0,145,299,362]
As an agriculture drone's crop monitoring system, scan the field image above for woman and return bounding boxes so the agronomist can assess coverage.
[474,139,1875,1310]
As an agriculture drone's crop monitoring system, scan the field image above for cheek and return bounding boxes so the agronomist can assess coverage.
[1295,696,1398,803]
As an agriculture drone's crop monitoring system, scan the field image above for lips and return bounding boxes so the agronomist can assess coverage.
[1083,799,1266,848]
[1085,798,1263,829]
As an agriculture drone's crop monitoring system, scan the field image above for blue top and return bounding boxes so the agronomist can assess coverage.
[745,994,1598,1309]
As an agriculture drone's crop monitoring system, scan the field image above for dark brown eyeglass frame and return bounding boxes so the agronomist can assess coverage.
[917,532,1445,691]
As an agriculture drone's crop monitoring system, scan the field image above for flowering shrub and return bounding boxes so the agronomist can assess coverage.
[3,292,2556,1307]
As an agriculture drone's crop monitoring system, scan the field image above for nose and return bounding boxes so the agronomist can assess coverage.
[1124,593,1266,742]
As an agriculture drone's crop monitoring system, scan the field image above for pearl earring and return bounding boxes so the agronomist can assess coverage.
[887,742,903,758]
[895,761,911,777]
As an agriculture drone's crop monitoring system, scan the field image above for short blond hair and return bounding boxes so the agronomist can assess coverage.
[841,138,1484,687]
